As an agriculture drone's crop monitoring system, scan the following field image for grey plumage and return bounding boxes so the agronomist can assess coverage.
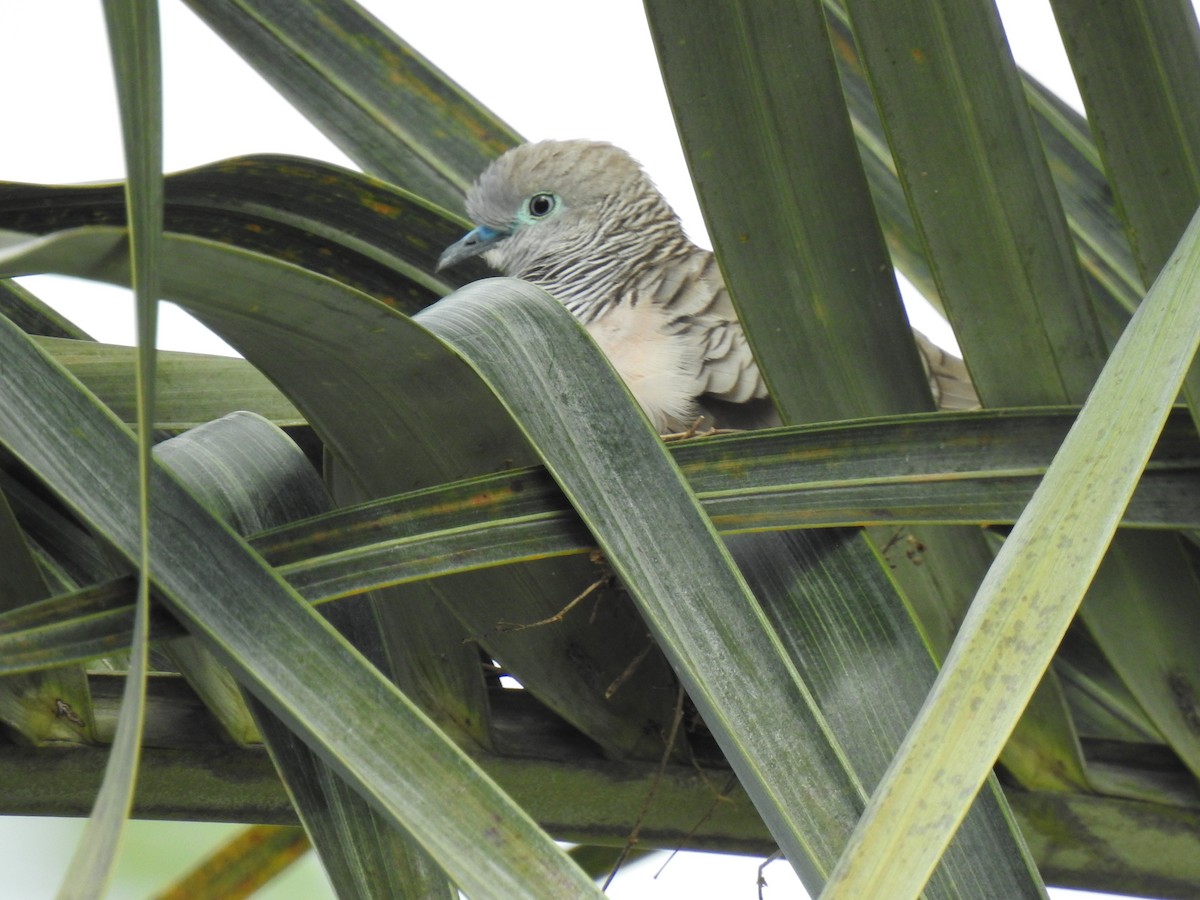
[439,139,977,432]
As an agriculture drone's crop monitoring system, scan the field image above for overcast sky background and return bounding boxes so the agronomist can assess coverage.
[1,1,1188,897]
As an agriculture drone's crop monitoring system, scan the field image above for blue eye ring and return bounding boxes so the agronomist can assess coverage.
[527,192,556,217]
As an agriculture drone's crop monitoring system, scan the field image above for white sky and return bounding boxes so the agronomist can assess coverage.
[0,1,1184,897]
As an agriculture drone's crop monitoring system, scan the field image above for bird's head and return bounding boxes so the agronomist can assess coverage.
[437,140,677,281]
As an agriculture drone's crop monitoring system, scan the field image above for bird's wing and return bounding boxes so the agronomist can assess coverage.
[638,248,769,406]
[633,246,978,418]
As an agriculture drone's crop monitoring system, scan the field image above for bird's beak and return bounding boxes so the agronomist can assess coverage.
[437,225,506,271]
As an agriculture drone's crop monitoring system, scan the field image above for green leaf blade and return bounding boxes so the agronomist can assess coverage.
[822,206,1200,899]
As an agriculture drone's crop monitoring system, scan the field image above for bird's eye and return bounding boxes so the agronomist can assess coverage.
[527,193,556,218]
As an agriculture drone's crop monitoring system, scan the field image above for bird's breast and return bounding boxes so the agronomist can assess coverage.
[583,302,703,433]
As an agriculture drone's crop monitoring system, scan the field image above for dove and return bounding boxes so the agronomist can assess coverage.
[439,140,975,432]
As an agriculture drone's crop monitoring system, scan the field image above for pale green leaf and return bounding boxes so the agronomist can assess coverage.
[821,206,1200,899]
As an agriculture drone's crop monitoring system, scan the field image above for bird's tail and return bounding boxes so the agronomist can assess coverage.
[913,330,980,411]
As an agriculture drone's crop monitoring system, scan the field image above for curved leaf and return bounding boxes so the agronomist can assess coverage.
[420,277,864,881]
[0,224,684,760]
[0,155,490,307]
[0,284,598,900]
[822,206,1200,898]
[7,408,1200,675]
[181,0,519,208]
[60,2,163,896]
[39,337,302,429]
[155,411,452,897]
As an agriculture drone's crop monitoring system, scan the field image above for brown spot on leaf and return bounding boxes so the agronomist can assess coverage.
[54,699,85,728]
[1168,672,1200,734]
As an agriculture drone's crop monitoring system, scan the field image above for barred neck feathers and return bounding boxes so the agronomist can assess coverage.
[463,140,694,321]
[519,190,693,322]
